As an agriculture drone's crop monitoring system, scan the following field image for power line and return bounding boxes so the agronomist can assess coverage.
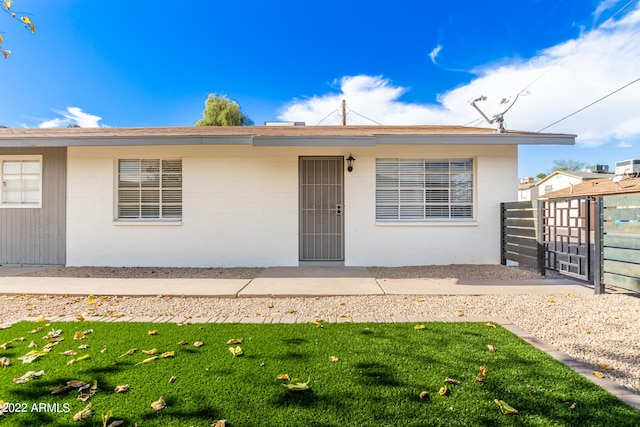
[315,109,339,125]
[537,75,640,131]
[346,107,383,125]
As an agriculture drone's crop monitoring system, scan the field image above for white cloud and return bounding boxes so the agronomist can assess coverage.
[428,44,442,64]
[38,107,104,128]
[278,3,640,149]
[617,141,632,148]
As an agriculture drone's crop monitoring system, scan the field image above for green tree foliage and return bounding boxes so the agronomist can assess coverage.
[550,159,588,172]
[1,1,36,59]
[195,93,253,126]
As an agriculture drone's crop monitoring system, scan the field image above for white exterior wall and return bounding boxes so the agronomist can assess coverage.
[537,174,582,196]
[66,144,517,267]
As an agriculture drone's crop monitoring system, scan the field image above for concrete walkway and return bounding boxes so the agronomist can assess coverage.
[0,266,595,297]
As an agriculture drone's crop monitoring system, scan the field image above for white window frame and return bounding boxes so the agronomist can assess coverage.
[115,158,182,222]
[375,158,475,223]
[0,155,43,209]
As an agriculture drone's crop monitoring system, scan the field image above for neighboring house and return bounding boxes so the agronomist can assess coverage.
[0,125,574,267]
[536,170,613,197]
[538,175,640,199]
[518,177,538,201]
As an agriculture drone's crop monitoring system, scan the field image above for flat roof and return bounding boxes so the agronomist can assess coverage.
[0,125,576,147]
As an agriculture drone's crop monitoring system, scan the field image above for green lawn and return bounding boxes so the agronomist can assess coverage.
[0,320,637,426]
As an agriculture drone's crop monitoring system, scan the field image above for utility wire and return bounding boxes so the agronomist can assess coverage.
[315,109,339,125]
[346,108,383,125]
[537,75,640,131]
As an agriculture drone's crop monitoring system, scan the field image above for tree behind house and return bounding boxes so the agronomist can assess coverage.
[195,94,253,126]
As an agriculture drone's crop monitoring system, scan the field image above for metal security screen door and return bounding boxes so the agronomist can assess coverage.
[299,157,344,261]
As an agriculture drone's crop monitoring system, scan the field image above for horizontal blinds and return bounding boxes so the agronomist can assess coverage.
[0,159,41,205]
[376,158,473,221]
[118,159,182,220]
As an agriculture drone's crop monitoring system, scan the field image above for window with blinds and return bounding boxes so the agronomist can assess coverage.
[376,158,473,221]
[117,159,182,220]
[0,156,42,208]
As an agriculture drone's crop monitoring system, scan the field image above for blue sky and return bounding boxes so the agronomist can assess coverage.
[1,0,639,178]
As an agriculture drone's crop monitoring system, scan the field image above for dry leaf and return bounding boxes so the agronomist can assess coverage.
[135,356,158,366]
[168,376,177,383]
[75,314,85,321]
[547,299,556,303]
[160,351,175,358]
[570,403,577,409]
[73,403,92,421]
[60,350,77,356]
[444,377,461,385]
[415,298,425,302]
[0,341,13,349]
[211,420,227,427]
[28,340,38,348]
[592,371,605,378]
[487,344,497,352]
[611,314,619,319]
[438,386,449,396]
[229,346,243,357]
[598,362,613,371]
[193,341,205,348]
[118,348,138,358]
[12,370,45,384]
[150,396,166,411]
[28,326,44,334]
[177,340,188,345]
[77,393,92,402]
[330,356,340,362]
[414,324,426,330]
[485,323,497,328]
[78,344,89,349]
[476,365,487,382]
[148,330,158,335]
[226,338,243,345]
[419,391,429,400]
[114,384,129,393]
[1,356,12,368]
[281,377,310,391]
[277,374,291,381]
[142,348,158,355]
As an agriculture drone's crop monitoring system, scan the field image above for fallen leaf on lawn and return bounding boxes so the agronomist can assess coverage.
[90,380,98,394]
[1,356,12,367]
[316,323,323,328]
[114,384,129,393]
[18,350,47,364]
[150,396,166,411]
[0,341,13,349]
[193,341,205,348]
[77,354,90,361]
[419,391,429,400]
[438,386,449,396]
[148,330,158,335]
[229,346,243,357]
[100,347,107,353]
[282,377,310,391]
[118,348,138,358]
[142,348,158,355]
[12,370,45,384]
[592,371,605,378]
[77,393,92,402]
[211,420,227,427]
[570,403,577,409]
[60,350,77,356]
[485,323,497,328]
[135,356,158,366]
[598,362,613,371]
[177,340,188,345]
[28,327,44,334]
[43,329,62,340]
[28,340,38,348]
[73,403,92,421]
[73,330,92,340]
[414,324,426,330]
[494,399,518,414]
[487,344,497,352]
[277,374,291,381]
[330,356,340,362]
[13,336,25,342]
[169,376,177,383]
[226,338,243,345]
[78,344,89,349]
[476,365,487,382]
[444,377,461,385]
[160,351,175,358]
[67,379,88,389]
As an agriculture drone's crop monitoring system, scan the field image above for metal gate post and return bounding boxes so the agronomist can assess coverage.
[535,200,545,276]
[593,196,604,294]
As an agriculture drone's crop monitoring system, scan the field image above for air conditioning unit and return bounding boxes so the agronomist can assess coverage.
[615,159,640,175]
[586,164,609,173]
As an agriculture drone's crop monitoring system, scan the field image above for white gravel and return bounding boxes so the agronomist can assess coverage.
[1,265,639,396]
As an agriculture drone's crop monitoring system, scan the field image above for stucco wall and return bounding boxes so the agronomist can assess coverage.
[66,144,517,267]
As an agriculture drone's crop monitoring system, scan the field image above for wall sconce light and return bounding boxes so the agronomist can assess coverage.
[346,154,355,172]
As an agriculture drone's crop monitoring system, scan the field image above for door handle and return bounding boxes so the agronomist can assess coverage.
[336,204,342,215]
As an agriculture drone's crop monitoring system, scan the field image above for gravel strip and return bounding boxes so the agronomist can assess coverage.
[3,265,639,396]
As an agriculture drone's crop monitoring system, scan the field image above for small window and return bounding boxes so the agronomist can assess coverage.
[117,159,182,220]
[0,155,42,208]
[376,158,474,221]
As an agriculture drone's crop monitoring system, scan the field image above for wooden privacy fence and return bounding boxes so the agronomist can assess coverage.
[500,201,543,272]
[594,194,640,293]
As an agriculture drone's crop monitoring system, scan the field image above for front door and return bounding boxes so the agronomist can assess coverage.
[299,157,344,262]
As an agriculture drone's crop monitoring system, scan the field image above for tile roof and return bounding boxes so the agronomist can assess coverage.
[539,176,640,198]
